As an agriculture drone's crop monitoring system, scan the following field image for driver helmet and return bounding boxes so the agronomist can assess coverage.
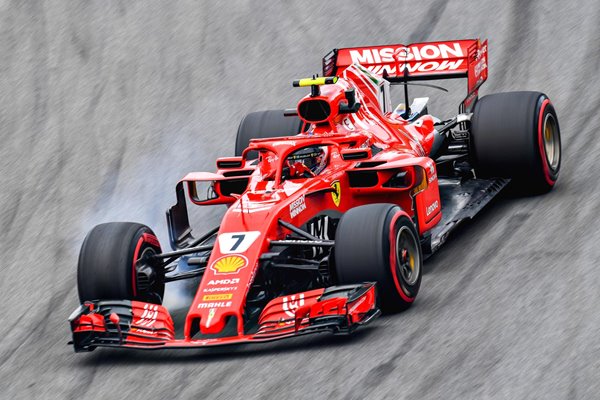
[286,146,329,177]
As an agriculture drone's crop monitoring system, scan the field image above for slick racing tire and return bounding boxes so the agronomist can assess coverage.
[78,222,164,304]
[334,204,422,312]
[235,109,305,159]
[471,91,561,194]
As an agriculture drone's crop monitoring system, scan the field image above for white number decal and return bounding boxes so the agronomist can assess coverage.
[217,231,261,254]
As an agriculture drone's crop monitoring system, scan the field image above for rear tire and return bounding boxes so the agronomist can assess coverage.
[78,222,164,304]
[471,91,561,194]
[334,204,422,312]
[235,110,304,159]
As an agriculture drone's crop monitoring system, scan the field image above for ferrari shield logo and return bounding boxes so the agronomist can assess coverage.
[331,181,341,207]
[210,255,248,274]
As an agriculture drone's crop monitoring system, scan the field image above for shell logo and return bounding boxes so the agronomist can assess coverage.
[210,255,248,274]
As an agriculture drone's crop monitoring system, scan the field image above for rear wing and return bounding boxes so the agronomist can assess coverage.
[323,39,488,110]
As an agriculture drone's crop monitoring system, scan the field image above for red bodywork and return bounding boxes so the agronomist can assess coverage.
[69,39,488,350]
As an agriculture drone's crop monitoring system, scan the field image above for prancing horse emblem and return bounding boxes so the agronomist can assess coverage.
[331,181,341,207]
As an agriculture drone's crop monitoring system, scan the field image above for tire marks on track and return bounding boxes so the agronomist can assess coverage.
[344,212,530,399]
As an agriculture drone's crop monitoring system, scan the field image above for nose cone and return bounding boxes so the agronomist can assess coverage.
[184,216,269,339]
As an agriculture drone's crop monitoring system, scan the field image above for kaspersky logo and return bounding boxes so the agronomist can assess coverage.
[210,255,248,275]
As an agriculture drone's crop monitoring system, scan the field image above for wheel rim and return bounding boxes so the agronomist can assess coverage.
[542,113,560,171]
[139,246,156,260]
[395,226,420,286]
[136,246,158,296]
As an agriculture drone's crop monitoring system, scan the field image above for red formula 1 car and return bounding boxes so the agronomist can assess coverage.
[69,39,561,351]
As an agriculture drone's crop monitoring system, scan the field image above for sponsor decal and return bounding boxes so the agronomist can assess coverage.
[463,91,479,109]
[247,261,258,293]
[202,293,233,301]
[134,304,158,328]
[265,153,279,163]
[331,181,341,207]
[306,215,333,258]
[350,43,464,63]
[426,200,439,217]
[289,195,307,218]
[425,160,435,175]
[210,255,248,275]
[474,56,487,78]
[425,160,437,183]
[342,117,355,131]
[134,328,154,335]
[305,215,335,258]
[348,43,465,75]
[206,308,216,328]
[274,140,295,147]
[197,301,233,309]
[283,294,305,318]
[207,278,240,285]
[203,286,237,293]
[217,231,260,254]
[475,43,488,61]
[307,215,332,240]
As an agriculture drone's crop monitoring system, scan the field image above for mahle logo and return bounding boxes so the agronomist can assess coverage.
[210,255,248,274]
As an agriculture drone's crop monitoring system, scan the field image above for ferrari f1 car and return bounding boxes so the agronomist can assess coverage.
[69,39,561,351]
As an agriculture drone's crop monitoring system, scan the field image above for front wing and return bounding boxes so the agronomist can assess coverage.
[69,283,379,351]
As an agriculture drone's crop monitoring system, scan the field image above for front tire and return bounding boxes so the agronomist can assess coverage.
[471,91,561,194]
[77,222,164,304]
[334,204,422,312]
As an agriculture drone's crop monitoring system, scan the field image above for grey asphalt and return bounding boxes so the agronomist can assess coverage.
[1,1,599,399]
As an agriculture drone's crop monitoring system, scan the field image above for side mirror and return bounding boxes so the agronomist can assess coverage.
[341,148,371,161]
[189,180,220,203]
[216,157,244,169]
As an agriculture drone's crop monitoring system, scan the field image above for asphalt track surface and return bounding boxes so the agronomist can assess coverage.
[1,1,599,399]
